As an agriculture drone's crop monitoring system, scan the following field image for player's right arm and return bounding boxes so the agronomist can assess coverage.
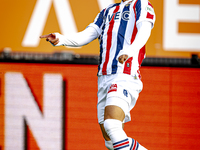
[40,6,105,47]
[40,26,99,47]
[40,33,59,46]
[40,8,106,47]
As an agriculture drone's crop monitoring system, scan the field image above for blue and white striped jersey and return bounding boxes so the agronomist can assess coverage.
[89,0,155,77]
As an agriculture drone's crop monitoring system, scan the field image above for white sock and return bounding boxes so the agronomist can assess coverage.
[104,119,129,150]
[128,138,139,150]
[105,140,114,150]
[138,144,148,150]
[103,119,148,150]
[105,138,148,150]
[128,137,148,150]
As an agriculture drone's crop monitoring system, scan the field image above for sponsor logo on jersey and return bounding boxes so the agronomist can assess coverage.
[108,11,130,22]
[122,11,130,21]
[108,12,120,22]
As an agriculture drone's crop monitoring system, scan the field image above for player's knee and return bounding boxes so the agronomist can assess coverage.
[105,140,114,150]
[103,119,123,137]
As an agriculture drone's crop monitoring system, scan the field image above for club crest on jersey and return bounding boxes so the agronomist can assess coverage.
[108,84,118,93]
[126,63,130,68]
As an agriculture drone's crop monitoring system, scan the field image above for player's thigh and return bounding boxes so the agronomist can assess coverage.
[104,105,125,122]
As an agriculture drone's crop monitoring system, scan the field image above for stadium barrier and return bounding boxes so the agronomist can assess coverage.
[0,62,200,150]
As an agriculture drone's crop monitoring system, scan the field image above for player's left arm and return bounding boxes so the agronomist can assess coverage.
[117,21,152,63]
[117,0,155,64]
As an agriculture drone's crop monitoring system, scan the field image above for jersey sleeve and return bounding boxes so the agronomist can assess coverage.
[87,8,106,36]
[135,0,155,28]
[54,26,99,47]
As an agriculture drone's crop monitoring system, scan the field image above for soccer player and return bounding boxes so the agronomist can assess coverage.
[40,0,155,149]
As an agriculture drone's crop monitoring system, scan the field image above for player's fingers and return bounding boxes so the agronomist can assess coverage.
[124,55,128,61]
[40,33,56,40]
[40,34,49,39]
[53,39,60,46]
[118,55,128,64]
[50,33,56,37]
[118,56,124,64]
[50,37,59,43]
[50,38,59,46]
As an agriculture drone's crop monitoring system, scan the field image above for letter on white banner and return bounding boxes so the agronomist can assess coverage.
[22,0,77,47]
[22,0,116,47]
[5,72,64,150]
[163,0,200,51]
[97,0,114,10]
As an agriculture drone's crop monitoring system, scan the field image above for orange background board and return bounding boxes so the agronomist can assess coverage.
[0,63,200,149]
[0,0,200,57]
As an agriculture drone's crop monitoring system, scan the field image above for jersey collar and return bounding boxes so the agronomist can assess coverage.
[121,0,133,5]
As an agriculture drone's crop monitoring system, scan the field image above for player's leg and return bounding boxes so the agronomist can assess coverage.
[103,98,130,150]
[99,123,111,141]
[99,123,113,150]
[97,74,147,150]
[99,123,125,150]
[100,122,147,150]
[102,94,147,150]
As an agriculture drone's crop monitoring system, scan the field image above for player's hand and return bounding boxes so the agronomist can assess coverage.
[118,54,128,64]
[40,33,59,46]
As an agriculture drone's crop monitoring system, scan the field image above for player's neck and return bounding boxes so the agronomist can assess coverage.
[122,0,130,2]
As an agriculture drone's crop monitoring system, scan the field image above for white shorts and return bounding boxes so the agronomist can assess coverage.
[97,73,143,124]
